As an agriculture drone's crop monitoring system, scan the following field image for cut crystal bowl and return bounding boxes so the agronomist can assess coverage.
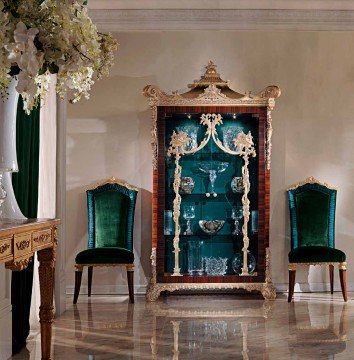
[199,220,225,234]
[204,257,228,276]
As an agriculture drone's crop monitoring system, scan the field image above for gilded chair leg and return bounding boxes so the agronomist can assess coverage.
[73,268,83,304]
[339,269,348,302]
[329,264,334,294]
[288,269,296,303]
[127,269,134,304]
[88,266,93,297]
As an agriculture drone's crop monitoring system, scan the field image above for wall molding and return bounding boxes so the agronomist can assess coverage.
[90,8,354,32]
[89,0,354,11]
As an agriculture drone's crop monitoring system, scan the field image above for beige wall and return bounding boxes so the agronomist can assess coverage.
[66,31,354,294]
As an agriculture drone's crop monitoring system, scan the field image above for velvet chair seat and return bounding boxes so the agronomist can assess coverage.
[289,246,346,264]
[75,247,134,265]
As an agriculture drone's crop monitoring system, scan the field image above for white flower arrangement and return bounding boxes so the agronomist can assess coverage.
[0,0,118,113]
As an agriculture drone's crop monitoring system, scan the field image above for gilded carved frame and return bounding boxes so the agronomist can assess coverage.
[144,62,281,301]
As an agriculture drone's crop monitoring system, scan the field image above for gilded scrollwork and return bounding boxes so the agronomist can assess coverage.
[146,281,271,302]
[262,248,276,300]
[146,247,158,301]
[266,106,273,170]
[33,233,51,244]
[89,176,139,192]
[6,257,32,271]
[287,176,336,191]
[16,239,30,251]
[151,105,158,170]
[0,243,10,254]
[143,62,281,170]
[288,261,347,270]
[258,86,281,100]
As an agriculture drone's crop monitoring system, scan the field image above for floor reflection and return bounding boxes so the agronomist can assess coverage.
[73,300,134,359]
[148,300,273,360]
[288,302,347,360]
[11,294,350,359]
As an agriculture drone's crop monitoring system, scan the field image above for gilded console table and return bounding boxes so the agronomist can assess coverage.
[0,218,60,360]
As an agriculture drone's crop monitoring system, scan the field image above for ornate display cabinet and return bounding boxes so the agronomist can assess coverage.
[144,62,281,301]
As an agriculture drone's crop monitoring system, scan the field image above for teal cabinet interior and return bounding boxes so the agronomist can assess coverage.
[164,112,259,275]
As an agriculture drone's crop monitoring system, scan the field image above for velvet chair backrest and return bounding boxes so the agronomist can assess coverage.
[287,181,336,249]
[86,181,138,251]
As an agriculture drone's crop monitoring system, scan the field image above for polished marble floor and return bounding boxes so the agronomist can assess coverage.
[11,292,354,359]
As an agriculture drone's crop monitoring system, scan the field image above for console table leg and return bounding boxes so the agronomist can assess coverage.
[38,242,57,360]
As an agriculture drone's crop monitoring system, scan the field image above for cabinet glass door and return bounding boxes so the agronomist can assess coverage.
[164,112,259,276]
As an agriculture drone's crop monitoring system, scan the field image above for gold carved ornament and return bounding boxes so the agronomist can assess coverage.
[143,61,281,171]
[166,116,214,276]
[287,176,336,191]
[0,243,10,254]
[33,233,51,244]
[87,176,139,192]
[16,239,30,251]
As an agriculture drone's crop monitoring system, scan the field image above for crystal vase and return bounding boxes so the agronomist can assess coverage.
[0,78,26,219]
[188,240,204,275]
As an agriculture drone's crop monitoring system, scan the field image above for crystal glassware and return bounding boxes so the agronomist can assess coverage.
[198,161,229,197]
[232,251,256,275]
[164,210,173,235]
[183,205,195,235]
[204,257,228,276]
[231,205,243,235]
[251,210,259,234]
[176,125,198,151]
[231,176,243,193]
[199,220,225,234]
[222,127,240,152]
[180,176,195,194]
[187,240,204,275]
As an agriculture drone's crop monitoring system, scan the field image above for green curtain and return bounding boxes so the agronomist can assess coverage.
[11,96,40,354]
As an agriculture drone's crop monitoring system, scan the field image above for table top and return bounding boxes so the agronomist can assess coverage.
[0,218,60,236]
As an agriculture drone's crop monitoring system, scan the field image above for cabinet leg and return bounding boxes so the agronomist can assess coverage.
[38,245,57,360]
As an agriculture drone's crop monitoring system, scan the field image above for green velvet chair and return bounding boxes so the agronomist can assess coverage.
[73,177,138,304]
[287,177,347,302]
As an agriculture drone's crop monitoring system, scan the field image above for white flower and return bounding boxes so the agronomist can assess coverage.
[0,0,118,113]
[14,21,38,44]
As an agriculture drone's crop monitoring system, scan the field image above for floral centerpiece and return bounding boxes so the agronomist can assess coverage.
[0,0,117,114]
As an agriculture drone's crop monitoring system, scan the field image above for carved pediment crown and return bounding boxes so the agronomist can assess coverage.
[143,61,281,106]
